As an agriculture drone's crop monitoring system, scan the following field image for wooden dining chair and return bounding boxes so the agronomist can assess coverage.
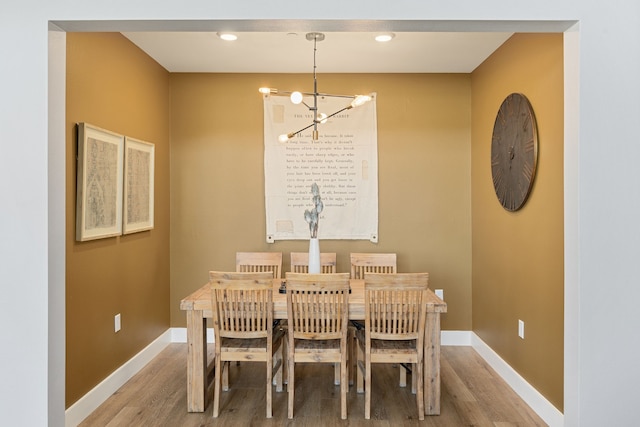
[290,252,337,273]
[209,271,285,418]
[236,252,283,279]
[284,272,351,419]
[355,272,429,420]
[290,252,339,382]
[349,252,397,279]
[349,253,402,385]
[290,252,341,384]
[286,253,339,384]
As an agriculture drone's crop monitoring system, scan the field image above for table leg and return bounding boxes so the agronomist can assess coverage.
[186,309,207,412]
[424,311,441,415]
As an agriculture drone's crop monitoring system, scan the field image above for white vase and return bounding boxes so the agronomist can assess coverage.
[308,237,321,274]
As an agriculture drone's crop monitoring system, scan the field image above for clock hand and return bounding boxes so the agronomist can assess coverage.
[508,146,515,170]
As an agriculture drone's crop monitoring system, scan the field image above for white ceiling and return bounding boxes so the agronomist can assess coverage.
[121,31,513,74]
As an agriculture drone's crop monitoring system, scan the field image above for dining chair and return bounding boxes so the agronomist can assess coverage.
[236,251,283,279]
[284,272,351,419]
[355,272,429,420]
[227,254,283,380]
[286,253,338,384]
[348,252,403,385]
[290,251,337,273]
[290,252,339,382]
[209,271,285,418]
[349,252,397,279]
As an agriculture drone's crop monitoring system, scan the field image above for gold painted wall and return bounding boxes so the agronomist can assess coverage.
[170,73,473,331]
[65,33,171,407]
[471,34,565,410]
[64,32,564,413]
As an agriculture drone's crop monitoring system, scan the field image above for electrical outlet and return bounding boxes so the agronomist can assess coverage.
[435,289,444,300]
[518,319,525,339]
[115,313,121,333]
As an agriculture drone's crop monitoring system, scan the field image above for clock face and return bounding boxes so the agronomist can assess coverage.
[491,93,538,211]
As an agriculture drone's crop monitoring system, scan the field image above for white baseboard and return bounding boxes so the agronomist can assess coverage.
[66,328,563,427]
[471,333,564,427]
[64,330,172,427]
[171,326,214,343]
[441,330,472,346]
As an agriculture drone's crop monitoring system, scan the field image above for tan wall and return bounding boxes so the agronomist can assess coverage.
[471,33,565,410]
[170,73,473,331]
[64,32,564,413]
[65,33,171,407]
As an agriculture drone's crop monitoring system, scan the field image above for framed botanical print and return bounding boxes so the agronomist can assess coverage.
[123,136,155,234]
[76,123,124,241]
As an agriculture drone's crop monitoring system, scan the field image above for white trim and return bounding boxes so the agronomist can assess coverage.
[171,326,215,343]
[64,330,171,427]
[441,330,472,346]
[563,23,581,427]
[171,326,188,342]
[471,333,564,427]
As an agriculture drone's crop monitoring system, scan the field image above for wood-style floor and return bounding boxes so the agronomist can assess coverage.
[79,343,548,426]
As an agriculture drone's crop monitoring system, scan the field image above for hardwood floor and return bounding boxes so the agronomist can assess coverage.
[79,343,548,426]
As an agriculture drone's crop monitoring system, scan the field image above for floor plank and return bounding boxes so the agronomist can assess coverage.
[79,343,549,426]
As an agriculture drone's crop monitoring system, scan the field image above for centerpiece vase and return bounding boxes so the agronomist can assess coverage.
[308,237,321,273]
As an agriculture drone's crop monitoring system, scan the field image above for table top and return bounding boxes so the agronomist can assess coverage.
[180,278,447,319]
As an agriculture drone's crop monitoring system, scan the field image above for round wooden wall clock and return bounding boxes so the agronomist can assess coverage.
[490,93,539,211]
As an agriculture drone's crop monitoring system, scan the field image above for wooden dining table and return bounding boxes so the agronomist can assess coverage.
[180,278,447,415]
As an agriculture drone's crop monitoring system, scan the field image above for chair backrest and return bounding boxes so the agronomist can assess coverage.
[364,273,429,341]
[350,253,397,279]
[285,272,350,340]
[290,252,337,273]
[209,271,275,339]
[236,252,283,279]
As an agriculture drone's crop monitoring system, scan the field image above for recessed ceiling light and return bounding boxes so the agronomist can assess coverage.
[217,32,237,41]
[375,33,395,42]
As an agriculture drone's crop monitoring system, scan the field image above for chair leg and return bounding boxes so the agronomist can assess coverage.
[334,363,340,385]
[266,354,273,418]
[287,354,295,419]
[356,340,364,393]
[212,352,222,418]
[278,326,288,385]
[341,357,348,420]
[416,360,425,420]
[411,363,417,394]
[282,337,288,385]
[365,354,371,419]
[399,364,407,387]
[222,361,230,391]
[274,343,283,392]
[349,326,357,385]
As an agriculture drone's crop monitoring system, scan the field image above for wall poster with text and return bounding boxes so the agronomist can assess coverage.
[263,93,378,242]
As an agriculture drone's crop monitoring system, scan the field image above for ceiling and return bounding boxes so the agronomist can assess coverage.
[121,31,513,74]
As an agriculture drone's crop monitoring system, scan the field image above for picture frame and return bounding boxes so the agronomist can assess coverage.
[76,123,124,241]
[123,136,155,234]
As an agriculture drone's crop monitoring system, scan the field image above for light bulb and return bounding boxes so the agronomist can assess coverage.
[316,113,328,124]
[259,87,273,94]
[351,94,372,108]
[278,134,290,143]
[290,91,303,105]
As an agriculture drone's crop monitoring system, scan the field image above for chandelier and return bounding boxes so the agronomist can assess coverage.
[259,32,373,142]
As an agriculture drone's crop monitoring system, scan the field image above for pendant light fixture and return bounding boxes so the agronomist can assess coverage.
[259,32,373,142]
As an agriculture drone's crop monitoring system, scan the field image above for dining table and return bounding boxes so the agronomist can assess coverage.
[180,278,447,415]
